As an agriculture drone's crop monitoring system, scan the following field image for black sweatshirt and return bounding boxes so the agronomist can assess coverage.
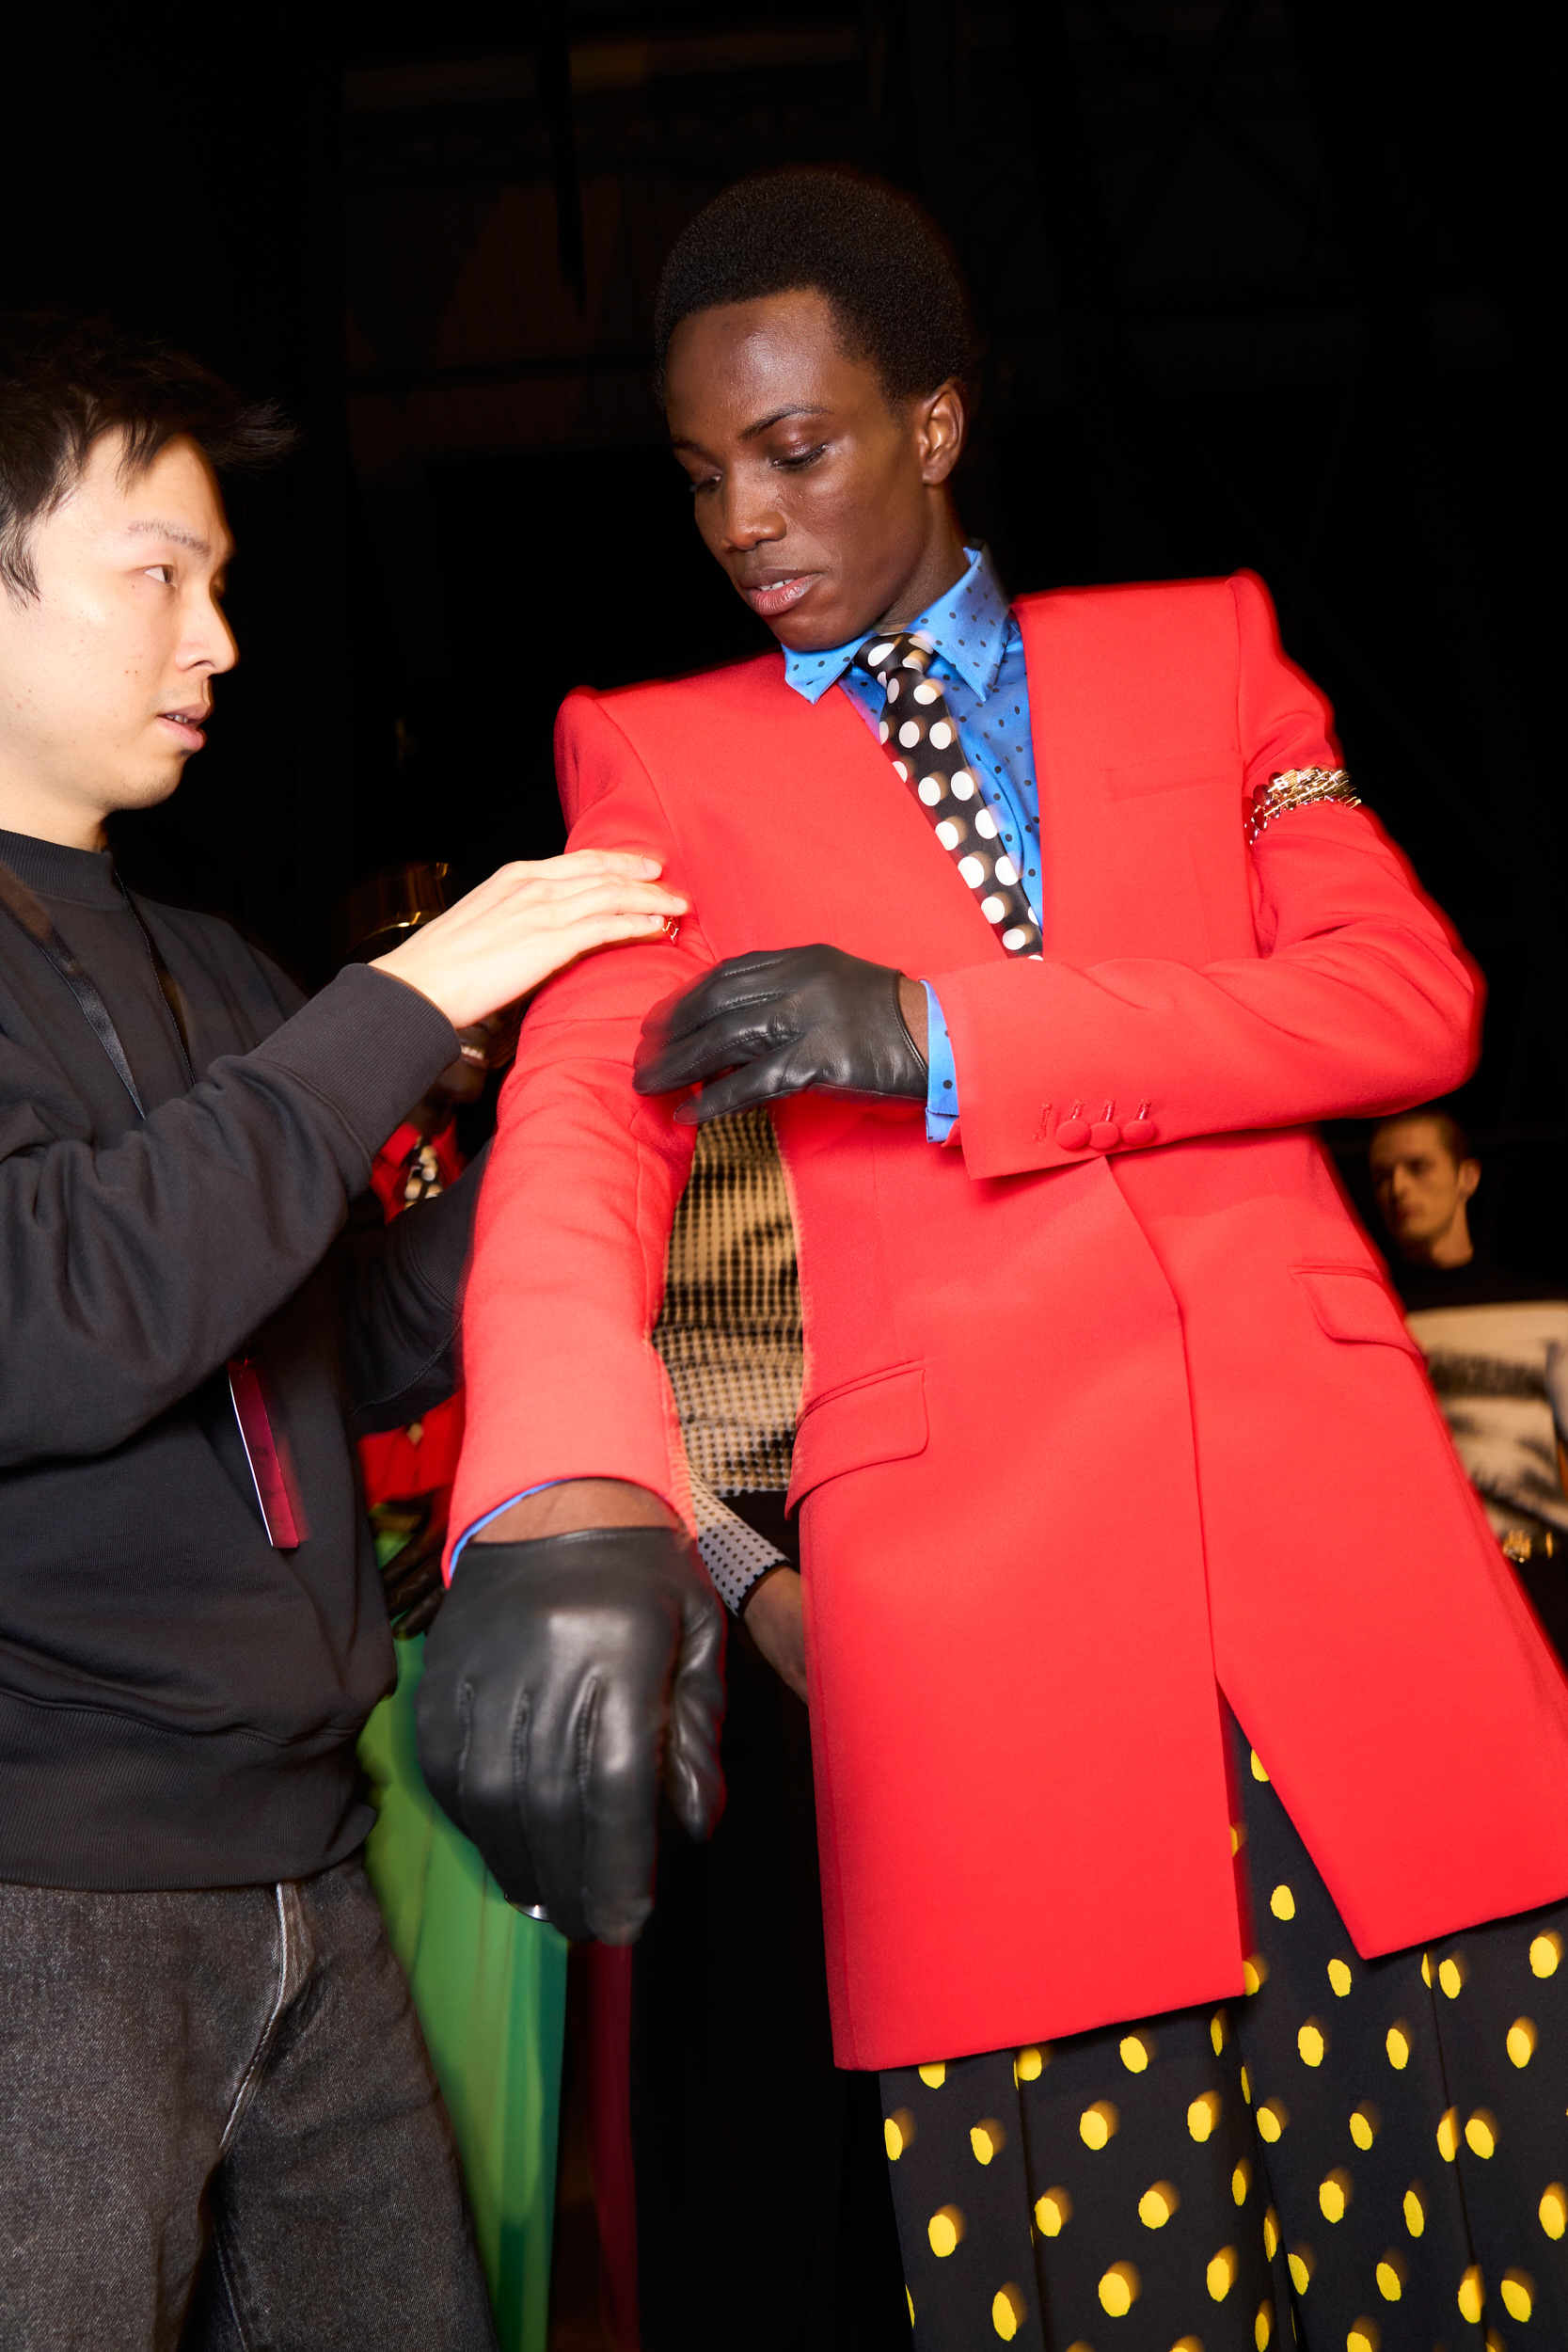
[0,827,478,1890]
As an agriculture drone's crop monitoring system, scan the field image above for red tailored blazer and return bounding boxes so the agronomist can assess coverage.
[454,572,1568,2072]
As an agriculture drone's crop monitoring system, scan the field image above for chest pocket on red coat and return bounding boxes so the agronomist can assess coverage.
[787,1362,927,1514]
[1292,1266,1425,1362]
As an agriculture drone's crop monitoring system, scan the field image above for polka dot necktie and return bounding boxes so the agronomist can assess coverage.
[854,631,1042,957]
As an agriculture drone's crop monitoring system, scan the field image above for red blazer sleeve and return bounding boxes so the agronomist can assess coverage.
[930,574,1480,1179]
[449,691,714,1548]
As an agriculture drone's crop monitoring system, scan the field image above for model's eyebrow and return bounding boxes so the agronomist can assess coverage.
[123,517,229,561]
[670,405,832,456]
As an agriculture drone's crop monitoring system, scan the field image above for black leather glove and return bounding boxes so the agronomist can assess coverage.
[415,1527,726,1943]
[633,945,927,1123]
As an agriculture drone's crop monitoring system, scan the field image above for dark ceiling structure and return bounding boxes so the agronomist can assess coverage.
[6,1,1560,1267]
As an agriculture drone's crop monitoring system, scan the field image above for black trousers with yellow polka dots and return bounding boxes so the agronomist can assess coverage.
[880,1716,1566,2349]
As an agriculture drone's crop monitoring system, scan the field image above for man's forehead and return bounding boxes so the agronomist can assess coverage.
[1372,1121,1444,1163]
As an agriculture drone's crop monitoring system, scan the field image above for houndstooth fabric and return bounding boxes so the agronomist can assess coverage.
[654,1106,803,1611]
[654,1106,803,1494]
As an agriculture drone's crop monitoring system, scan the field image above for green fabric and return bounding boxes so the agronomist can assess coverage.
[359,1636,568,2352]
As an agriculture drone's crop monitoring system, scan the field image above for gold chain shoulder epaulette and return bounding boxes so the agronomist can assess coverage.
[1246,767,1361,844]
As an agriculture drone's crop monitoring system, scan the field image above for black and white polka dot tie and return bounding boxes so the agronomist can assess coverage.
[854,631,1041,957]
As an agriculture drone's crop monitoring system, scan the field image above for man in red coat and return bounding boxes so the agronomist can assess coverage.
[421,174,1568,2347]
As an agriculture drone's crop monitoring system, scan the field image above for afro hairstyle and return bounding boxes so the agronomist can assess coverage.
[653,168,974,406]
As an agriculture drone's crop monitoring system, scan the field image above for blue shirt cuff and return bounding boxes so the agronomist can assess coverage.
[922,981,959,1142]
[450,1484,558,1573]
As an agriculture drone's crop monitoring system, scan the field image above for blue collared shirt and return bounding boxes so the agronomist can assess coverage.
[782,546,1039,1139]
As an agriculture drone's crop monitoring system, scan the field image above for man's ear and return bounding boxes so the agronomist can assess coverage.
[1457,1158,1481,1202]
[916,379,967,485]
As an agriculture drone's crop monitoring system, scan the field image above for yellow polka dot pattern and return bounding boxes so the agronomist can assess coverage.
[991,2282,1027,2340]
[876,1731,1568,2352]
[1097,2260,1139,2315]
[1500,2269,1534,2321]
[1137,2179,1179,2228]
[927,2204,964,2258]
[1035,2187,1071,2237]
[1318,2168,1353,2222]
[1079,2100,1118,2151]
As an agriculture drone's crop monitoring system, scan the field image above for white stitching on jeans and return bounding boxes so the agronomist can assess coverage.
[218,1883,292,2155]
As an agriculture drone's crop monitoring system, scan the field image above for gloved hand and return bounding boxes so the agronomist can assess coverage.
[633,945,927,1123]
[415,1527,726,1942]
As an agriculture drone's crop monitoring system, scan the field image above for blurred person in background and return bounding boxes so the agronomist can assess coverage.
[1372,1105,1568,1661]
[0,316,684,2352]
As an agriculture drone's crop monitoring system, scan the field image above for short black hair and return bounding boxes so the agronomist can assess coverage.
[1373,1105,1474,1167]
[653,168,974,406]
[0,314,293,600]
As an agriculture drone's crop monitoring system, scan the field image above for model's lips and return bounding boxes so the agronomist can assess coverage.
[157,707,210,752]
[737,572,817,620]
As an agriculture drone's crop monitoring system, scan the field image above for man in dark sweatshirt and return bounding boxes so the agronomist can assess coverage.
[0,317,686,2351]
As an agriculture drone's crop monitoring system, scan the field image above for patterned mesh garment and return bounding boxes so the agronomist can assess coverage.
[653,1105,803,1496]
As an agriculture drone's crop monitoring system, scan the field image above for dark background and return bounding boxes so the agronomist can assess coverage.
[5,1,1560,1270]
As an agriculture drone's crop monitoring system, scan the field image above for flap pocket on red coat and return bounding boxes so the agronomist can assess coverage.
[1292,1265,1424,1359]
[786,1362,927,1512]
[1101,753,1243,800]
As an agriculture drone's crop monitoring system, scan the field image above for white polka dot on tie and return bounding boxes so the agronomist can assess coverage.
[867,643,895,666]
[928,721,953,750]
[902,653,924,670]
[981,895,1006,922]
[917,777,942,805]
[879,722,891,742]
[935,818,962,849]
[1002,927,1029,950]
[913,681,941,704]
[893,760,910,780]
[898,721,922,748]
[974,809,998,838]
[886,677,901,702]
[958,854,987,887]
[994,856,1020,886]
[950,772,975,800]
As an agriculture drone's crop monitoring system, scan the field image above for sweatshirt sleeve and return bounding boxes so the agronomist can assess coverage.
[343,1140,490,1434]
[927,573,1479,1179]
[0,962,460,1465]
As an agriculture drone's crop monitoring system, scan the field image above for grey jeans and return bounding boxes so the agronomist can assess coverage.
[0,1857,498,2351]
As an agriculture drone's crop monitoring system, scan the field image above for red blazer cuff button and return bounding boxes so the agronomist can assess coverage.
[1055,1119,1091,1151]
[1122,1119,1157,1145]
[1089,1121,1121,1151]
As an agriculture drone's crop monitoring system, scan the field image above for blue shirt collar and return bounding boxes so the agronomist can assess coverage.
[782,545,1009,706]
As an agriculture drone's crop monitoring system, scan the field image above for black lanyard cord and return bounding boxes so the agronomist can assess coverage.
[0,857,194,1116]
